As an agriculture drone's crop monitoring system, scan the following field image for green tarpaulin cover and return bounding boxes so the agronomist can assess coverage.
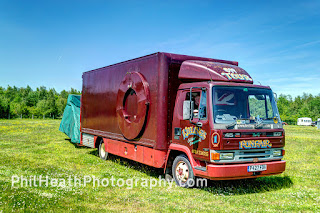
[59,94,81,143]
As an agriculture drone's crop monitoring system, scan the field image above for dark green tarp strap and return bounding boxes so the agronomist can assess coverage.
[59,94,81,143]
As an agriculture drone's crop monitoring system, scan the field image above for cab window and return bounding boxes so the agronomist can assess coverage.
[185,90,207,120]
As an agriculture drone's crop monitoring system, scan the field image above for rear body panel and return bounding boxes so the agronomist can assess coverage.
[81,53,168,149]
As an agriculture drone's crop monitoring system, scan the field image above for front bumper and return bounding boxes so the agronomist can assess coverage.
[195,160,286,180]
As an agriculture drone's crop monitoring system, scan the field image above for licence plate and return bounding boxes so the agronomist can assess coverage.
[248,164,267,172]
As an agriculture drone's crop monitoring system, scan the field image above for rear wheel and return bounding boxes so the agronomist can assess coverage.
[98,140,108,160]
[172,155,195,188]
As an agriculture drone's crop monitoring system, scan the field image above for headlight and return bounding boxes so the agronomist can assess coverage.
[274,132,282,137]
[273,149,282,156]
[210,151,235,161]
[220,153,234,160]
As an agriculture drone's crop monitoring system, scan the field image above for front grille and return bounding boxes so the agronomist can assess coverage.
[225,132,281,138]
[213,148,283,163]
[238,149,271,160]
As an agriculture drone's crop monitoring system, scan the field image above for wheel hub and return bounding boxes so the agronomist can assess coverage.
[100,143,106,158]
[175,161,189,183]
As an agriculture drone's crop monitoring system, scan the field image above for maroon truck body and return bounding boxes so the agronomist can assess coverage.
[80,52,285,185]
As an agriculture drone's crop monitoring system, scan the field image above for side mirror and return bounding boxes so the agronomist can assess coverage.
[273,92,278,102]
[183,100,193,120]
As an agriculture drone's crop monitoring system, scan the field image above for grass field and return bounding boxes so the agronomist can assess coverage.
[0,120,319,212]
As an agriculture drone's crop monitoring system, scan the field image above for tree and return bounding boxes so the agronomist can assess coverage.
[0,95,10,118]
[46,89,58,117]
[26,91,38,107]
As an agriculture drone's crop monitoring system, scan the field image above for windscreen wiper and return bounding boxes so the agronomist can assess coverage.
[255,119,268,128]
[226,118,253,129]
[226,121,237,129]
[254,122,264,129]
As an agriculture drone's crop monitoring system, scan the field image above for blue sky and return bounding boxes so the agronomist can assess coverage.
[0,0,319,97]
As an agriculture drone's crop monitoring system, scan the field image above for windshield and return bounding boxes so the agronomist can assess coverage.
[212,86,282,129]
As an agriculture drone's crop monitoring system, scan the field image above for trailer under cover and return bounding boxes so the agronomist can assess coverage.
[59,94,81,143]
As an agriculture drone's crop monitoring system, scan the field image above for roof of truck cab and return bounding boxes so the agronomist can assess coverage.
[178,60,253,83]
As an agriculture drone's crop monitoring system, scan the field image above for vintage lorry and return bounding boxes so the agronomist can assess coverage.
[80,52,286,187]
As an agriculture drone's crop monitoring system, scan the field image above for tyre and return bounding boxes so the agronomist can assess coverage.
[172,154,195,188]
[98,140,108,160]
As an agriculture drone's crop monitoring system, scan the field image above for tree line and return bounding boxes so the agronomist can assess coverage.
[0,85,319,124]
[277,93,320,125]
[0,86,81,119]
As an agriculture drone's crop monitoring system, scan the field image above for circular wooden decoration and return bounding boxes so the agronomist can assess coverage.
[116,72,150,140]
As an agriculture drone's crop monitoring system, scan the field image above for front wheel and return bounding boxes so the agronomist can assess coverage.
[172,154,195,188]
[98,140,108,160]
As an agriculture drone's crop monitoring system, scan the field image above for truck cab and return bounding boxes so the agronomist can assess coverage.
[168,60,285,187]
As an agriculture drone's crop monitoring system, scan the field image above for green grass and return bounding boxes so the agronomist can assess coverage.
[0,120,319,212]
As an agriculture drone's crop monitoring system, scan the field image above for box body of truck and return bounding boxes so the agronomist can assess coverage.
[81,53,237,166]
[80,52,285,186]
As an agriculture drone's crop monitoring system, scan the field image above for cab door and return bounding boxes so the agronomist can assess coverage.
[174,88,210,161]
